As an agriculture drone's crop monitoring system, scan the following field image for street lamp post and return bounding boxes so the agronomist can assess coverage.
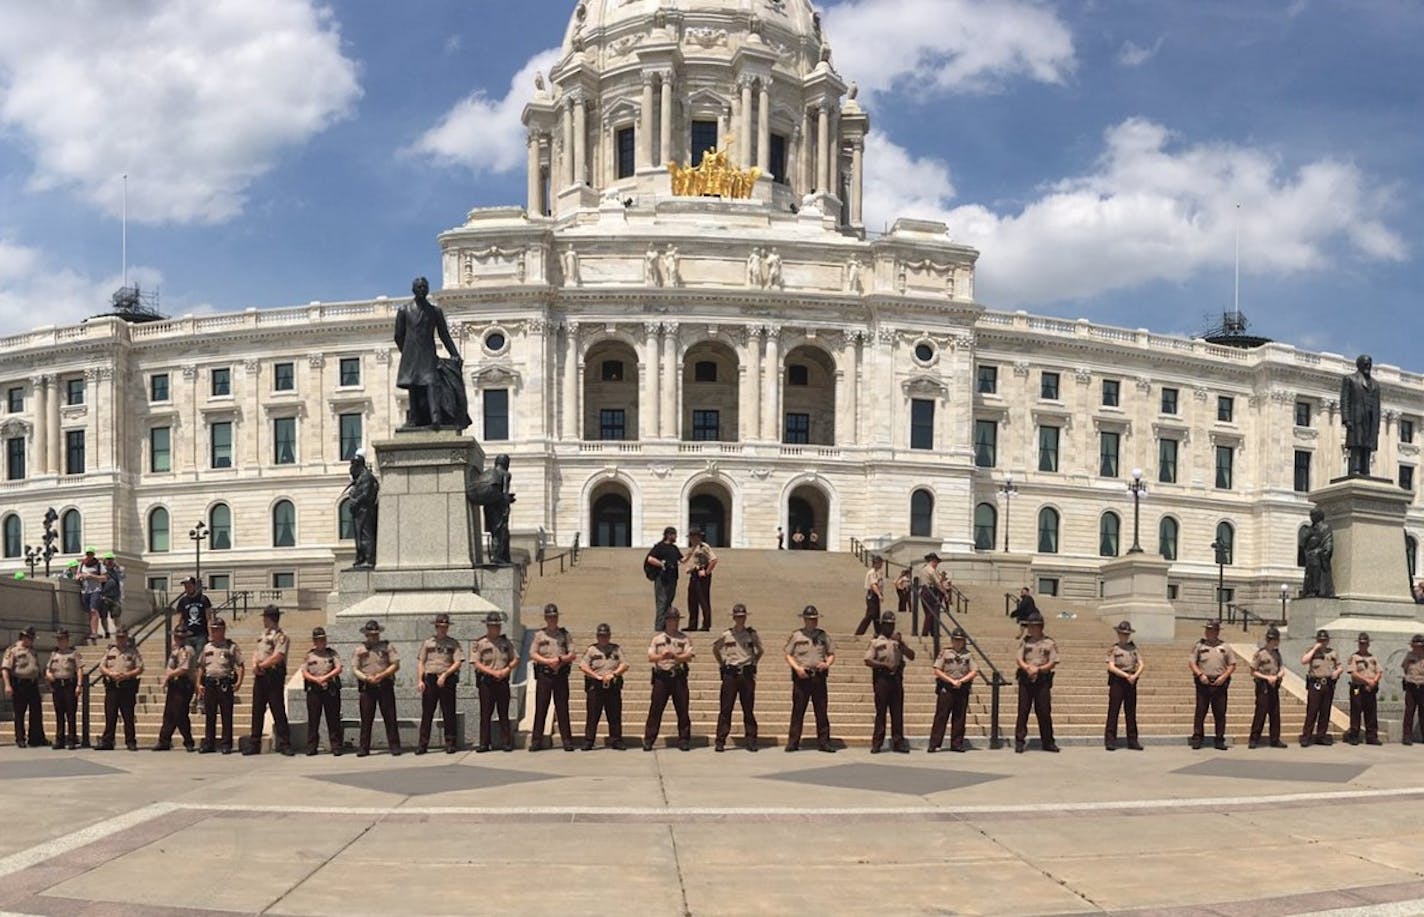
[1127,468,1147,554]
[1279,583,1289,624]
[39,507,58,577]
[188,521,208,584]
[22,545,40,578]
[998,473,1018,553]
[1210,538,1228,621]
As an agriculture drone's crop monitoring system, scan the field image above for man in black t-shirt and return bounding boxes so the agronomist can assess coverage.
[173,577,213,654]
[645,527,683,631]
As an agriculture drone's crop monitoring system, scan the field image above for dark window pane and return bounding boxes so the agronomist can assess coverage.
[1159,517,1179,561]
[273,417,297,465]
[1403,420,1416,444]
[339,413,364,458]
[6,437,24,481]
[1100,431,1119,477]
[65,430,85,475]
[690,121,719,167]
[910,399,934,450]
[601,360,624,382]
[974,420,997,467]
[339,357,361,386]
[5,387,21,413]
[210,422,232,469]
[1038,508,1059,554]
[1295,401,1311,427]
[482,391,508,442]
[784,413,810,444]
[1161,387,1178,414]
[1217,396,1234,422]
[338,500,354,540]
[910,490,934,537]
[1215,445,1233,489]
[150,427,171,473]
[769,133,788,184]
[209,504,232,550]
[66,378,85,406]
[61,509,81,553]
[1102,379,1120,407]
[1214,522,1234,565]
[149,375,169,403]
[1159,439,1177,484]
[272,500,296,548]
[211,368,230,397]
[973,503,996,550]
[273,362,295,392]
[616,127,636,179]
[599,408,626,441]
[1038,426,1059,472]
[692,410,719,441]
[1099,513,1120,557]
[1402,465,1415,492]
[977,365,998,394]
[2,514,20,558]
[1293,450,1311,493]
[694,361,717,383]
[148,508,170,553]
[1041,372,1059,400]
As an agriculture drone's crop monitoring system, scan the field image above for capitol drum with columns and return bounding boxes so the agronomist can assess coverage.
[2,0,1423,615]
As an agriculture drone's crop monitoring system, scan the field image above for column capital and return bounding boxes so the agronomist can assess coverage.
[644,321,662,337]
[641,71,658,87]
[29,373,53,388]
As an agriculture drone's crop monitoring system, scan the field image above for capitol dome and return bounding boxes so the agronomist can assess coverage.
[562,0,824,55]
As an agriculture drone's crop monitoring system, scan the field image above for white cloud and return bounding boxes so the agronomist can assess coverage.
[864,118,1406,306]
[0,0,362,225]
[1117,37,1164,68]
[0,237,165,332]
[822,0,1075,96]
[406,48,562,174]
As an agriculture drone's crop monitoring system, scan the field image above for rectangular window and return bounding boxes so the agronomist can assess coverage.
[207,574,231,592]
[601,360,624,382]
[1167,584,1180,600]
[599,408,626,441]
[1403,419,1417,444]
[272,572,296,590]
[5,437,23,481]
[211,367,231,397]
[6,387,22,413]
[1036,577,1060,597]
[974,420,997,468]
[910,399,934,450]
[1217,395,1234,422]
[690,120,719,167]
[273,417,297,465]
[692,409,720,441]
[616,127,636,179]
[1160,387,1178,415]
[66,378,85,406]
[273,362,295,392]
[785,413,810,445]
[1215,444,1234,489]
[1040,371,1060,400]
[1099,431,1120,477]
[338,357,361,387]
[1294,450,1312,493]
[1038,426,1059,472]
[149,373,169,403]
[65,430,85,475]
[481,390,509,442]
[769,133,788,184]
[1102,379,1120,407]
[976,365,998,395]
[147,576,169,594]
[1295,401,1312,427]
[150,427,171,473]
[694,361,718,383]
[339,413,364,459]
[1159,438,1178,484]
[1402,464,1415,492]
[210,422,233,469]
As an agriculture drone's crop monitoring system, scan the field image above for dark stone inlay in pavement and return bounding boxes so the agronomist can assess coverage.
[311,764,557,796]
[760,763,1006,797]
[0,758,126,780]
[1171,758,1368,784]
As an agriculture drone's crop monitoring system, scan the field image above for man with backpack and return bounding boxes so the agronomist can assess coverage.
[644,526,682,631]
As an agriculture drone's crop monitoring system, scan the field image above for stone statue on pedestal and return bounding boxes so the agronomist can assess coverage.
[394,276,469,432]
[1340,354,1381,477]
[1302,506,1335,598]
[467,454,516,566]
[345,450,380,570]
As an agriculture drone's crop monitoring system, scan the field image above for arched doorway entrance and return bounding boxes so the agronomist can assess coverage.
[590,484,633,547]
[688,481,732,547]
[787,484,829,549]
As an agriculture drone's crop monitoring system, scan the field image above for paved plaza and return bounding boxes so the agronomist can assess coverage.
[2,742,1424,916]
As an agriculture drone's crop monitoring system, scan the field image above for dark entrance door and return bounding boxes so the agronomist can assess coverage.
[788,495,815,548]
[591,493,632,547]
[689,494,728,547]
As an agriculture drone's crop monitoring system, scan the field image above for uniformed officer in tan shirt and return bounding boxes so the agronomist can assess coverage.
[712,603,764,752]
[3,626,46,748]
[244,605,293,756]
[1402,634,1424,745]
[865,610,915,754]
[1015,611,1059,753]
[929,627,977,753]
[918,553,950,637]
[1189,619,1236,750]
[1299,628,1342,747]
[856,557,886,636]
[1346,632,1383,746]
[351,619,401,757]
[1105,620,1145,751]
[197,617,244,754]
[1248,626,1287,749]
[644,607,695,751]
[154,625,197,751]
[416,613,464,754]
[784,605,836,752]
[301,627,344,756]
[45,629,82,749]
[471,612,518,752]
[528,603,577,752]
[579,623,628,750]
[97,627,144,751]
[680,530,718,631]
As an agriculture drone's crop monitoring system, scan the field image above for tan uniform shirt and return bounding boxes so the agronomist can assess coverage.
[304,647,341,679]
[935,647,974,679]
[102,644,143,678]
[2,644,40,680]
[1192,640,1235,679]
[472,635,516,672]
[1349,652,1381,683]
[864,568,883,595]
[713,627,763,668]
[352,641,398,679]
[648,631,692,673]
[530,628,572,669]
[1251,647,1282,677]
[166,645,196,682]
[1405,652,1424,686]
[1019,635,1059,668]
[1305,647,1340,679]
[46,648,83,681]
[254,628,290,670]
[785,628,835,668]
[864,634,905,672]
[1107,642,1140,675]
[417,636,464,676]
[200,639,243,680]
[684,542,717,572]
[582,643,623,677]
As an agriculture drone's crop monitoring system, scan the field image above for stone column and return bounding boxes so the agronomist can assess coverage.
[659,74,673,165]
[816,105,830,194]
[763,329,780,443]
[47,375,61,475]
[743,327,762,441]
[572,96,587,186]
[661,322,678,440]
[640,74,655,170]
[562,321,579,440]
[30,375,48,474]
[799,108,813,195]
[850,139,864,225]
[719,106,731,158]
[642,322,661,439]
[526,132,542,215]
[739,79,754,167]
[848,333,862,443]
[756,80,771,172]
[563,99,576,187]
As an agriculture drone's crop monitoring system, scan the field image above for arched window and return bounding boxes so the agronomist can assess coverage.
[1214,521,1235,565]
[338,499,354,541]
[973,503,997,551]
[209,503,232,550]
[1,514,19,558]
[1158,517,1179,561]
[910,489,934,538]
[1037,507,1060,554]
[1407,534,1418,579]
[60,509,81,554]
[272,499,296,547]
[1297,525,1310,568]
[148,507,170,553]
[1099,512,1121,558]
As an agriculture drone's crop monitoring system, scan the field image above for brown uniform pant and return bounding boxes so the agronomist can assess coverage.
[358,680,400,752]
[716,668,758,744]
[1347,684,1379,743]
[871,671,906,749]
[250,669,292,751]
[1105,676,1137,746]
[477,676,512,748]
[418,674,458,750]
[101,680,138,747]
[8,679,44,746]
[1250,681,1281,744]
[896,588,911,614]
[919,588,943,637]
[1192,679,1229,743]
[305,686,343,753]
[1015,674,1055,747]
[51,679,77,746]
[202,679,236,750]
[644,672,691,744]
[788,672,830,747]
[1404,683,1424,743]
[158,678,195,747]
[930,684,970,750]
[532,668,573,748]
[685,575,712,631]
[1300,677,1336,742]
[585,682,623,744]
[855,592,881,636]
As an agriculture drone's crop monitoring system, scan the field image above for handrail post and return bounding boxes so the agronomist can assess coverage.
[931,613,941,657]
[910,576,920,637]
[80,675,91,748]
[989,675,1003,749]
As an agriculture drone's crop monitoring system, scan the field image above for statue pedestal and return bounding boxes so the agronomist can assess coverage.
[374,432,485,570]
[1097,554,1176,642]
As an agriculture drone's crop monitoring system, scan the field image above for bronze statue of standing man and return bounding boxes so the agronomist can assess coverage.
[394,276,462,431]
[346,449,379,570]
[1340,354,1381,477]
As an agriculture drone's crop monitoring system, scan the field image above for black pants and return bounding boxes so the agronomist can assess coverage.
[532,670,573,748]
[716,668,758,744]
[158,678,195,747]
[1404,682,1424,743]
[1300,678,1336,741]
[896,588,911,614]
[51,679,77,746]
[1105,676,1137,746]
[930,684,970,750]
[359,680,401,752]
[1192,679,1229,742]
[477,677,512,748]
[1250,681,1281,744]
[585,682,623,744]
[9,679,43,745]
[418,674,458,749]
[101,679,138,747]
[920,590,942,637]
[855,592,881,636]
[686,575,712,630]
[305,687,343,753]
[1348,684,1379,743]
[203,680,236,750]
[1015,674,1055,746]
[871,672,905,749]
[788,673,830,747]
[250,670,292,750]
[644,673,691,744]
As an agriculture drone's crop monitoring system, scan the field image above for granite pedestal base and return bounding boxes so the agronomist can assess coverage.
[1096,554,1176,642]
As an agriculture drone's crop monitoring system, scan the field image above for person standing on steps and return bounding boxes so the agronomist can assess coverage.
[172,577,213,658]
[1403,635,1424,746]
[1188,619,1235,750]
[855,557,885,636]
[1104,621,1145,751]
[928,627,976,753]
[918,553,950,637]
[96,627,143,751]
[471,612,518,753]
[784,606,836,753]
[579,623,628,750]
[153,625,197,752]
[1010,587,1039,628]
[1299,628,1342,747]
[894,567,912,615]
[776,526,784,550]
[712,603,763,752]
[415,613,464,755]
[680,529,718,632]
[45,629,82,749]
[1014,611,1059,753]
[645,526,682,631]
[197,618,243,754]
[643,607,695,752]
[865,610,914,754]
[351,619,401,757]
[301,627,344,756]
[1248,626,1287,749]
[529,603,577,752]
[243,605,293,756]
[1346,632,1383,745]
[2,626,45,749]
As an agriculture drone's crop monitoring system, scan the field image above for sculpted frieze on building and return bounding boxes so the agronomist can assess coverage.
[59,404,88,421]
[1031,409,1073,432]
[458,245,529,286]
[472,366,523,392]
[308,353,325,369]
[1151,422,1190,444]
[0,417,33,440]
[1293,427,1319,441]
[902,375,950,404]
[1092,416,1132,439]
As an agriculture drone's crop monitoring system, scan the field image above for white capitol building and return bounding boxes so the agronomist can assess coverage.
[1,0,1421,615]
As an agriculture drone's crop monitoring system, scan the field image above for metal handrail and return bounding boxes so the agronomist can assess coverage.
[1223,602,1280,632]
[78,592,169,748]
[537,533,582,577]
[912,575,1005,749]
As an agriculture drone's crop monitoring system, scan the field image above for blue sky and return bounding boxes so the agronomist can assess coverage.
[0,1,1419,366]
